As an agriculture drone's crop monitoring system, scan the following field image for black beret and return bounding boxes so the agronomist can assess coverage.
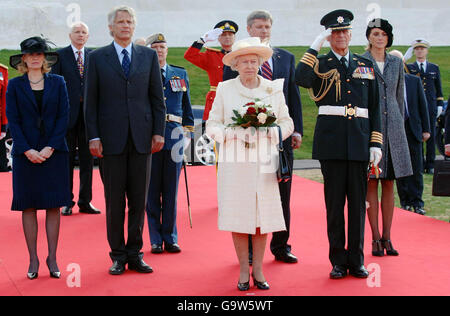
[366,18,394,48]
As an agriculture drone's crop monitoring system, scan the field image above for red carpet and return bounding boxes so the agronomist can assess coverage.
[0,166,449,296]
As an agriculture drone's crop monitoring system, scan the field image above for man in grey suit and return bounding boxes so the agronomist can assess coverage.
[84,6,166,275]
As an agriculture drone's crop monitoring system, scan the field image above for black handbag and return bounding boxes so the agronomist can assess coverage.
[276,126,291,183]
[432,157,450,196]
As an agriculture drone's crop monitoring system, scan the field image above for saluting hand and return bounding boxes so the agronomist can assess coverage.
[151,135,165,154]
[89,139,103,158]
[25,149,46,164]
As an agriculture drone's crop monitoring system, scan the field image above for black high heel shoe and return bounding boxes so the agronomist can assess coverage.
[252,274,270,290]
[381,239,399,256]
[27,261,39,280]
[237,275,250,291]
[372,240,384,257]
[46,258,61,279]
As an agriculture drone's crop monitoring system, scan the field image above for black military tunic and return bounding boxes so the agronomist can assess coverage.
[296,48,382,268]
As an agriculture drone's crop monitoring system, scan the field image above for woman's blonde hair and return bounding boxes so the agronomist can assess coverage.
[17,57,51,74]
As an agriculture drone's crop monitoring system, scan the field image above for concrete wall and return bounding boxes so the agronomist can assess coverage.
[0,0,449,49]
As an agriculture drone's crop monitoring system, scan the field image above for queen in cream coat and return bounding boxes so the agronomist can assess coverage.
[206,37,294,292]
[207,76,294,234]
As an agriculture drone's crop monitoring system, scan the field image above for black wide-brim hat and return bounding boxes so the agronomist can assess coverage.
[366,18,394,48]
[9,36,59,70]
[320,9,354,30]
[214,20,239,33]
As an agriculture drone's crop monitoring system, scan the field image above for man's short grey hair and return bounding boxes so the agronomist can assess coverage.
[108,5,137,26]
[70,21,89,33]
[230,55,264,72]
[247,10,273,27]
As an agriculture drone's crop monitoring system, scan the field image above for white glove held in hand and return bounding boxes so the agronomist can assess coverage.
[370,147,382,167]
[404,46,414,61]
[202,28,223,43]
[310,29,332,52]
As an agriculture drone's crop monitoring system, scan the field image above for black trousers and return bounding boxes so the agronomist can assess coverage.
[320,160,368,268]
[99,134,151,264]
[270,146,294,255]
[397,124,425,208]
[424,111,436,170]
[66,109,93,207]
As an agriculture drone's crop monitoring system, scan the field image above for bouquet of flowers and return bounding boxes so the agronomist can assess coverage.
[228,99,277,128]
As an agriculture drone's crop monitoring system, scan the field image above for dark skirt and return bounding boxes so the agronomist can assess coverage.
[11,151,71,211]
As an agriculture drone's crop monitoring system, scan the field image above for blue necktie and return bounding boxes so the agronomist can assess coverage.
[122,49,130,77]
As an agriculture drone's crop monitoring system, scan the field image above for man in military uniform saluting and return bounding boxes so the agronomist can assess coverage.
[0,63,9,171]
[405,39,445,174]
[146,33,195,254]
[296,10,382,279]
[184,20,238,122]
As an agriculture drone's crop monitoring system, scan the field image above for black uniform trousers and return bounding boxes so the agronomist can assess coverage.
[424,110,437,171]
[270,144,294,255]
[320,159,368,268]
[396,123,425,208]
[66,104,93,207]
[99,133,152,264]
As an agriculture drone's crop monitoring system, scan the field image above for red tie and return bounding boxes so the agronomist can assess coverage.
[261,61,272,80]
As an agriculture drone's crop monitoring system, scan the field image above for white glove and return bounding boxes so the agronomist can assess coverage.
[437,106,443,117]
[0,132,5,140]
[201,28,223,43]
[310,29,332,52]
[370,147,382,167]
[404,46,414,61]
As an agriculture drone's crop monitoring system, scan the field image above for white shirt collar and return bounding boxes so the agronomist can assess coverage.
[71,44,85,59]
[114,41,133,60]
[161,64,168,73]
[331,49,350,65]
[416,60,427,71]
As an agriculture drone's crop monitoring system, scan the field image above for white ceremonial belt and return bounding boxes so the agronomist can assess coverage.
[166,114,183,123]
[318,106,369,118]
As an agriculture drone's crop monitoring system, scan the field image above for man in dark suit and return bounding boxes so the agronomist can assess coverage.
[391,50,431,215]
[84,6,166,275]
[445,97,450,157]
[296,10,382,279]
[52,22,100,216]
[406,39,445,174]
[223,10,303,264]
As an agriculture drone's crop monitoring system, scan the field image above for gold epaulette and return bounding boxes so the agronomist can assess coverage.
[205,47,222,53]
[300,52,318,68]
[183,126,195,133]
[370,132,383,145]
[0,63,8,70]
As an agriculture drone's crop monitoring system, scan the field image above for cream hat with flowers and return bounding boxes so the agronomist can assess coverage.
[222,37,273,66]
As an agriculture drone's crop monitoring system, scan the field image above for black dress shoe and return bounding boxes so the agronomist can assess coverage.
[61,206,72,216]
[414,207,426,215]
[349,265,369,278]
[128,258,153,274]
[330,265,347,279]
[151,244,164,254]
[164,243,181,253]
[275,252,298,263]
[109,261,126,275]
[78,203,101,214]
[237,275,250,291]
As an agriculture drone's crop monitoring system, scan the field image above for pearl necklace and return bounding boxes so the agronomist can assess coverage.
[29,77,44,85]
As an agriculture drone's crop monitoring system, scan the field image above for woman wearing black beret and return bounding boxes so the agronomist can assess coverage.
[362,19,413,257]
[6,37,70,280]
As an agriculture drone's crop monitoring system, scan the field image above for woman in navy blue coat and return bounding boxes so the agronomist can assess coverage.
[6,37,70,280]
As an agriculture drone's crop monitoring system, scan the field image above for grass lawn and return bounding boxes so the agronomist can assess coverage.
[2,45,449,159]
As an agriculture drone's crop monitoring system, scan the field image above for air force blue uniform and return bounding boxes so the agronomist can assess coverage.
[146,64,194,247]
[407,61,445,171]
